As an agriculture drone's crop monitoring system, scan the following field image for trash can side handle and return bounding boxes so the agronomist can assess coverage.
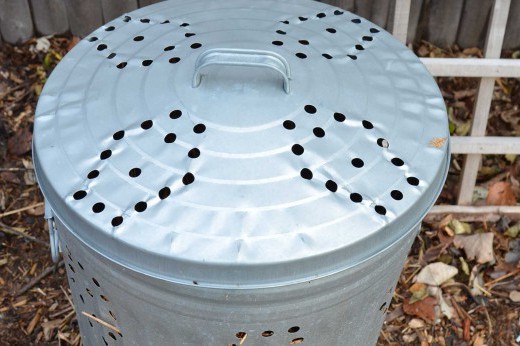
[44,201,60,263]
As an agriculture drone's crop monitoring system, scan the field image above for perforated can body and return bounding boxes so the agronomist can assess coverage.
[33,0,449,345]
[57,216,419,346]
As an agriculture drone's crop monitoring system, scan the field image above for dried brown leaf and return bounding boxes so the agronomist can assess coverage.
[402,296,437,321]
[0,171,21,184]
[415,262,458,286]
[486,182,517,206]
[7,126,32,156]
[67,36,81,52]
[453,233,494,264]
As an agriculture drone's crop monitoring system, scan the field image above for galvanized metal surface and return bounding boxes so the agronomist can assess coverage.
[33,0,449,288]
[58,214,419,346]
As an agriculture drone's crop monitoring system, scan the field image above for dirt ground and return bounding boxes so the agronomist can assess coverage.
[0,36,519,346]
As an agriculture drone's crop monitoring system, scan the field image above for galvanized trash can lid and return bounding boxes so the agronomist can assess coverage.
[33,0,449,287]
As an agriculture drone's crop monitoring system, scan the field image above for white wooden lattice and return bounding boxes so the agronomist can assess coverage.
[392,0,520,218]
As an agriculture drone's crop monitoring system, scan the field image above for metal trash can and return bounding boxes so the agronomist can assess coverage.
[33,0,449,345]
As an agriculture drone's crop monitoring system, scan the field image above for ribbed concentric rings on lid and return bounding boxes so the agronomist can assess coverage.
[33,0,449,287]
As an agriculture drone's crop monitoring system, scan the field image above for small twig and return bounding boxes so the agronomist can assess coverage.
[0,83,27,100]
[481,302,493,336]
[473,281,492,297]
[0,167,31,171]
[49,306,73,319]
[484,269,520,288]
[450,296,472,322]
[0,221,48,246]
[16,260,64,296]
[81,311,121,334]
[0,202,45,218]
[403,266,422,285]
[60,285,75,311]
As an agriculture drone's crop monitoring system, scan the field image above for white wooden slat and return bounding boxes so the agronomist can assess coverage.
[421,58,520,77]
[427,205,520,222]
[457,0,511,205]
[484,0,512,59]
[450,136,520,154]
[392,0,411,43]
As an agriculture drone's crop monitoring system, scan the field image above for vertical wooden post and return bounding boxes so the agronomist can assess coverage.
[456,0,493,48]
[64,0,104,37]
[0,0,34,44]
[392,0,412,43]
[101,0,138,22]
[457,0,511,205]
[139,0,164,7]
[426,0,464,47]
[30,0,69,36]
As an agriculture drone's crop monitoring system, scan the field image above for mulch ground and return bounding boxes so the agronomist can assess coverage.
[0,36,519,346]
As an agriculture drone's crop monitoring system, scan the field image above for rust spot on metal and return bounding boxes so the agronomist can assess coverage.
[430,137,447,148]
